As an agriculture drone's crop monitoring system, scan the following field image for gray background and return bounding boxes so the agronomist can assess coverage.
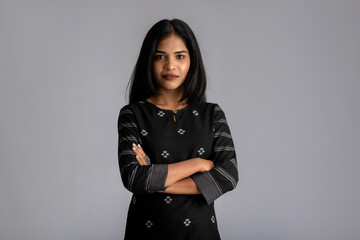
[1,0,359,239]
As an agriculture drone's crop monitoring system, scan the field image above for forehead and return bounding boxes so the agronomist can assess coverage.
[156,34,188,51]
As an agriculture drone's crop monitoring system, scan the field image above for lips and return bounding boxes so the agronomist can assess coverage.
[163,74,179,80]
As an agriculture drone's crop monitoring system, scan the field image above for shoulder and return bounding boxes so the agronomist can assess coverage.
[118,102,143,121]
[192,101,228,114]
[195,101,218,110]
[119,100,147,113]
[199,101,224,113]
[206,102,229,122]
[193,102,228,122]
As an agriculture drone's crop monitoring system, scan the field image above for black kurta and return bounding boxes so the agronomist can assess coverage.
[117,99,238,240]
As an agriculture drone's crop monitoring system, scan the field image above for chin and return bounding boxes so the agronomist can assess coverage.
[158,81,185,90]
[162,86,182,91]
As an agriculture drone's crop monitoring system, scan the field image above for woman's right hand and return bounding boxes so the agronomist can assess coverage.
[131,143,150,165]
[196,158,215,172]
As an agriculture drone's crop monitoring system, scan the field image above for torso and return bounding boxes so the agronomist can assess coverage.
[123,100,221,240]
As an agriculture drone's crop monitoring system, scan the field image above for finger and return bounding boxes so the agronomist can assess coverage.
[136,154,147,165]
[133,144,148,165]
[132,144,146,165]
[144,155,151,165]
[136,144,147,158]
[132,143,150,165]
[141,155,150,166]
[132,143,145,156]
[137,152,149,166]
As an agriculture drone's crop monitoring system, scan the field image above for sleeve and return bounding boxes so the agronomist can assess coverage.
[190,103,239,205]
[117,105,168,194]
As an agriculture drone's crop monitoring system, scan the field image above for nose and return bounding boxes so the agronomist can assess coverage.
[164,57,175,70]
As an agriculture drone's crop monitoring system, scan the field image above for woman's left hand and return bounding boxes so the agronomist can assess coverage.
[132,143,150,165]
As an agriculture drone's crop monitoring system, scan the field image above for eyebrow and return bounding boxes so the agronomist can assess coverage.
[155,50,188,54]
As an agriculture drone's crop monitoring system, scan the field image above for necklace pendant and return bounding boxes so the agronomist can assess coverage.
[173,110,177,122]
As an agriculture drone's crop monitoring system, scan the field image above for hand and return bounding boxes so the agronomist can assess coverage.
[131,143,150,166]
[196,158,215,172]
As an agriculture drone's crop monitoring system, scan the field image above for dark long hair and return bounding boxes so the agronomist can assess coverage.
[125,18,207,104]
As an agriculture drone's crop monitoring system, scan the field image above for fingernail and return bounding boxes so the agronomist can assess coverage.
[132,146,136,150]
[132,143,136,146]
[136,155,139,158]
[137,144,141,147]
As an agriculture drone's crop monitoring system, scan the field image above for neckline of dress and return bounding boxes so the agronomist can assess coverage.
[144,99,190,112]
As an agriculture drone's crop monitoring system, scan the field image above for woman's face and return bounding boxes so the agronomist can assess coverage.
[152,34,191,92]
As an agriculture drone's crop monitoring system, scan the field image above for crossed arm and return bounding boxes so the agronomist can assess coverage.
[118,103,238,204]
[131,143,214,194]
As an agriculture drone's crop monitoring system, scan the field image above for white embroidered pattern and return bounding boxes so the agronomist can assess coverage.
[132,196,136,204]
[145,220,153,228]
[164,196,172,204]
[183,218,191,226]
[161,150,169,158]
[141,129,148,136]
[198,147,205,155]
[157,110,165,117]
[192,110,199,116]
[211,215,216,223]
[178,128,185,135]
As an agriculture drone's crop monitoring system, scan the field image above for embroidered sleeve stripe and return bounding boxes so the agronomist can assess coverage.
[128,165,138,191]
[215,118,228,124]
[119,136,138,143]
[214,105,222,111]
[230,158,238,170]
[145,165,153,193]
[214,166,237,188]
[118,149,136,158]
[118,122,138,131]
[120,161,138,175]
[119,109,134,115]
[213,146,235,152]
[214,131,232,138]
[207,172,223,195]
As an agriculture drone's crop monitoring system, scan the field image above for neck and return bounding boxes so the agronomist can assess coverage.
[151,88,187,107]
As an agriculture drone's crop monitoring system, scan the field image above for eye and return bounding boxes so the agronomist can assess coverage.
[176,55,185,60]
[154,55,165,60]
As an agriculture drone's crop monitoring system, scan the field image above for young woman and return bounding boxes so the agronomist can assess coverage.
[117,18,238,240]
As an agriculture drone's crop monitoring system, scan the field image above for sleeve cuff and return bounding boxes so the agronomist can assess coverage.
[190,172,221,205]
[149,164,168,192]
